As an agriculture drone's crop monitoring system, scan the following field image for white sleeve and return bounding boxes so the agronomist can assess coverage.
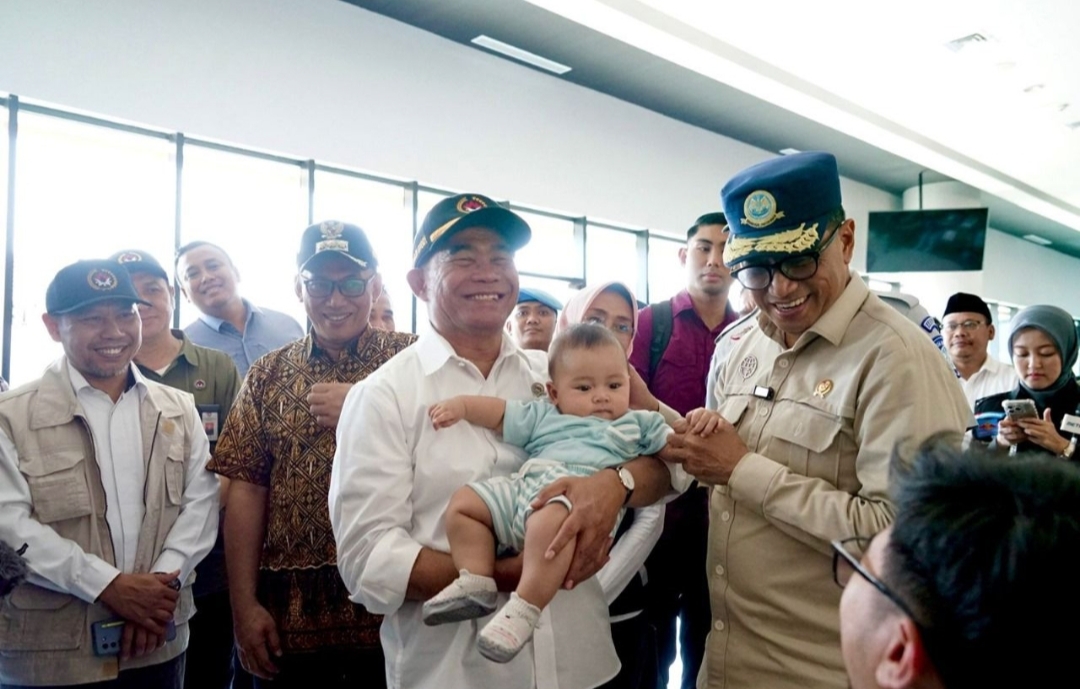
[0,429,119,603]
[595,504,663,605]
[152,410,220,583]
[330,379,422,615]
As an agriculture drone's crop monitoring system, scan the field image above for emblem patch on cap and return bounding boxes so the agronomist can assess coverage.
[742,190,785,229]
[457,196,488,214]
[88,269,118,291]
[320,221,344,239]
[115,252,142,264]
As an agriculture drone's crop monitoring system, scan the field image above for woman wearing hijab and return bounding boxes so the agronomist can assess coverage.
[556,281,681,689]
[975,304,1080,458]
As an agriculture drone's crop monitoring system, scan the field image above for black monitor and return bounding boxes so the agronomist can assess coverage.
[866,208,988,272]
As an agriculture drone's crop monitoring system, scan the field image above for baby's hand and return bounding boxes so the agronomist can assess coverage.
[685,408,723,436]
[428,398,466,429]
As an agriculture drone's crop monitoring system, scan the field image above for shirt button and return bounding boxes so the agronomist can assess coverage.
[721,511,731,522]
[714,620,726,632]
[778,359,790,368]
[715,565,725,576]
[757,407,769,417]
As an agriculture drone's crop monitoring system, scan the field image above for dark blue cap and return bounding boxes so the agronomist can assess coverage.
[46,259,150,315]
[109,250,170,282]
[413,194,531,267]
[517,287,562,312]
[298,220,378,271]
[721,151,841,271]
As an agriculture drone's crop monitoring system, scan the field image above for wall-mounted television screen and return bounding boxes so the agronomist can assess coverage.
[866,208,988,272]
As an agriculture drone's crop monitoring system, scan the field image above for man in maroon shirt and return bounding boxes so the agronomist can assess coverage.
[629,212,737,689]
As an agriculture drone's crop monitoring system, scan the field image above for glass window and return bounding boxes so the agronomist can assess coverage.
[180,146,308,329]
[647,234,685,305]
[9,113,174,385]
[586,226,643,300]
[513,209,581,279]
[313,171,414,332]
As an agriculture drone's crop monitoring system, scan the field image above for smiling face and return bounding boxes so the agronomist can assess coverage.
[748,220,854,346]
[130,271,174,342]
[681,223,732,298]
[176,244,241,316]
[44,300,142,386]
[297,253,378,356]
[407,227,518,345]
[508,301,557,351]
[547,341,630,420]
[1012,327,1063,391]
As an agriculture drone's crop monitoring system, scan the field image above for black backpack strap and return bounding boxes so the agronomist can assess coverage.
[648,300,674,381]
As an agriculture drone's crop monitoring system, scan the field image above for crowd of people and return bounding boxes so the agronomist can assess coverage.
[0,151,1078,689]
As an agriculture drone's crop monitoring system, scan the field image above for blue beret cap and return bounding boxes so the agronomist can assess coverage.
[721,151,842,271]
[517,288,562,312]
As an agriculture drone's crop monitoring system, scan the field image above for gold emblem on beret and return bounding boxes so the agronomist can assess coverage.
[742,190,786,229]
[813,379,834,398]
[723,223,820,264]
[115,252,142,264]
[87,269,118,291]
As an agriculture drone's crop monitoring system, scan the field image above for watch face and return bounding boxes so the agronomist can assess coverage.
[618,467,635,490]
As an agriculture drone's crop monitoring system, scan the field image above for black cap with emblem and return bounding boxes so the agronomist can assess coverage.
[413,193,531,267]
[298,220,379,272]
[108,249,170,282]
[45,259,150,315]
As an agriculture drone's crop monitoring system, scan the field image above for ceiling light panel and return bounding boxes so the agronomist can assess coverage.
[471,35,572,74]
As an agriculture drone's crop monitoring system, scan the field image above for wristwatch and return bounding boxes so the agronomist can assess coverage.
[608,466,635,506]
[1062,439,1076,460]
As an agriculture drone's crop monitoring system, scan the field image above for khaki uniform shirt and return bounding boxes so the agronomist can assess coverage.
[701,274,971,689]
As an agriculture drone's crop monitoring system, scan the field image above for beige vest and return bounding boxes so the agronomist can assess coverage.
[0,359,200,686]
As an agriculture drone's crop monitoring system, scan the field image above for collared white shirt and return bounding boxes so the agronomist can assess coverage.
[0,360,219,603]
[330,331,620,689]
[959,355,1018,409]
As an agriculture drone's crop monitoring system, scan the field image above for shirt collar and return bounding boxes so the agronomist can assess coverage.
[198,298,255,332]
[304,327,376,361]
[66,359,148,401]
[758,271,868,349]
[416,328,530,377]
[671,290,696,316]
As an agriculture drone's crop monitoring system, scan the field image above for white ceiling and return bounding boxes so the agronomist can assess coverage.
[345,0,1080,255]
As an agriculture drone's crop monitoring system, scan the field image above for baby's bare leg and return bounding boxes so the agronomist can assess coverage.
[517,502,575,609]
[446,486,497,576]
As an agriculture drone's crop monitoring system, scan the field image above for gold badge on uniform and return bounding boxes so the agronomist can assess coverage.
[813,379,834,398]
[739,355,758,379]
[531,382,547,398]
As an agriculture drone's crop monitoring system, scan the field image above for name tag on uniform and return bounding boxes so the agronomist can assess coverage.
[198,404,221,442]
[1061,414,1080,435]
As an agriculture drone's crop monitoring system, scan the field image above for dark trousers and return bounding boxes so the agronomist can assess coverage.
[185,590,235,689]
[3,652,184,689]
[646,487,711,689]
[599,613,658,689]
[250,648,386,689]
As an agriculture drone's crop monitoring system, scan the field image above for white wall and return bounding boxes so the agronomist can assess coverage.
[0,0,1075,316]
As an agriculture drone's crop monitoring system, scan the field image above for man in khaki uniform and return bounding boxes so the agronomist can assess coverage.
[661,152,971,689]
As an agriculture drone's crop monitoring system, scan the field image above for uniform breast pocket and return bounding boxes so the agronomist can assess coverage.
[718,397,749,426]
[24,451,93,524]
[768,403,844,482]
[165,447,186,506]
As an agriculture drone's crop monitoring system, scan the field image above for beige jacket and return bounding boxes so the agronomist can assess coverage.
[701,274,971,689]
[0,360,200,686]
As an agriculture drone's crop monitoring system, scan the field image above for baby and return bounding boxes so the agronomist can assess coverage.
[422,323,719,662]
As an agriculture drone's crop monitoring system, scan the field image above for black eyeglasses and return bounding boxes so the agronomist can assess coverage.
[832,537,922,624]
[302,277,369,299]
[732,225,840,290]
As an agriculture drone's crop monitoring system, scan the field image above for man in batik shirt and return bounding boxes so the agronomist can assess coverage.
[209,221,415,689]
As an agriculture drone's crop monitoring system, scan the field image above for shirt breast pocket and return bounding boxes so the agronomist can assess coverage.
[769,403,844,483]
[23,450,93,524]
[165,440,187,506]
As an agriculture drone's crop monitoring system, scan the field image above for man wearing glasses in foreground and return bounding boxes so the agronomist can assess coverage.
[834,438,1080,688]
[661,152,970,689]
[209,222,415,688]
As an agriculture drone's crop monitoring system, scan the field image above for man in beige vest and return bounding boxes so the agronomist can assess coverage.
[0,259,220,688]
